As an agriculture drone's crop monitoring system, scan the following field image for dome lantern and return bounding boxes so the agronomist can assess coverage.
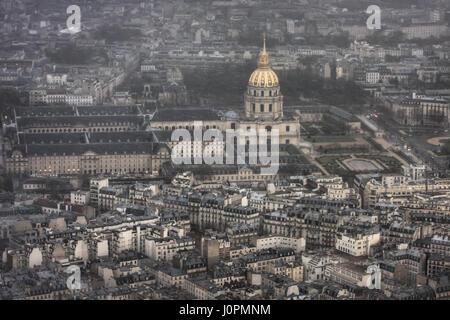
[244,34,284,120]
[248,35,279,88]
[258,34,269,68]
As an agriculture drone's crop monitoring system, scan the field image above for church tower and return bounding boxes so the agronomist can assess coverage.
[245,36,283,120]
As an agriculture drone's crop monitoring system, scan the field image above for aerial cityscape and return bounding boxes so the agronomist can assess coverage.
[0,0,449,302]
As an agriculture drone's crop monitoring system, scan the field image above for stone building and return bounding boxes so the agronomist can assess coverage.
[149,39,301,148]
[388,96,449,127]
[6,143,169,176]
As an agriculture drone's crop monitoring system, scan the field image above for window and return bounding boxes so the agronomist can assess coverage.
[252,103,255,112]
[269,104,272,112]
[286,125,290,132]
[269,91,272,97]
[261,91,264,97]
[260,104,264,112]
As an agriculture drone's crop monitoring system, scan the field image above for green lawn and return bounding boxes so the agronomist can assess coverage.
[317,156,351,174]
[359,155,402,172]
[305,136,356,143]
[317,154,402,174]
[318,147,369,154]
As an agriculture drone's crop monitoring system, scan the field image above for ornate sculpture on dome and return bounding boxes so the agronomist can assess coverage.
[245,34,283,120]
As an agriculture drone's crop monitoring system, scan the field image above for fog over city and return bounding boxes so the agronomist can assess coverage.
[0,0,449,303]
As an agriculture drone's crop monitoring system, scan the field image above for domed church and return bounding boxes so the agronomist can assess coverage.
[245,36,283,120]
[237,36,300,146]
[150,36,300,147]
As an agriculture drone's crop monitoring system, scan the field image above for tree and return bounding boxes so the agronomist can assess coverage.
[46,44,107,65]
[0,88,23,121]
[366,30,405,46]
[0,175,14,192]
[441,142,450,156]
[94,25,142,43]
[388,78,400,86]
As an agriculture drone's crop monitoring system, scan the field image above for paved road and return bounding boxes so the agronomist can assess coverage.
[0,129,4,172]
[374,137,410,167]
[372,114,450,170]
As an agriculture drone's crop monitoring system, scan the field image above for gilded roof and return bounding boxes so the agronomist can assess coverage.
[248,36,279,88]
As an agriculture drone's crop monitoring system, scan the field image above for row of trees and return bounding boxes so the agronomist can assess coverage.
[0,175,14,193]
[183,62,257,106]
[366,31,406,46]
[338,0,429,10]
[237,31,351,49]
[302,33,351,49]
[280,68,368,106]
[183,62,368,107]
[237,32,282,47]
[46,44,108,65]
[94,25,143,43]
[367,30,450,47]
[441,142,450,156]
[0,88,25,122]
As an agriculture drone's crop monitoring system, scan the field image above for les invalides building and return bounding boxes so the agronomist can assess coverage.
[151,37,301,147]
[6,38,303,177]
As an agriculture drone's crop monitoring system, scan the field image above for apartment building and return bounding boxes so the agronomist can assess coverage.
[144,237,195,261]
[70,190,90,205]
[242,248,296,273]
[388,249,427,286]
[335,231,380,257]
[325,263,373,288]
[253,235,305,253]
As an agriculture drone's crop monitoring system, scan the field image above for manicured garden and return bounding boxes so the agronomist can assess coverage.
[317,154,402,175]
[317,156,351,174]
[362,155,402,173]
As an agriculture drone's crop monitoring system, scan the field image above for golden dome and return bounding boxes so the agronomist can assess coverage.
[248,36,279,88]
